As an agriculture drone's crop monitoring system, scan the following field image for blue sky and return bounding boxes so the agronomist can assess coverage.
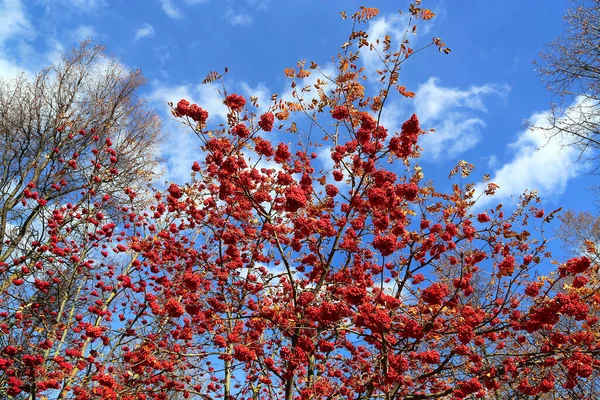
[0,0,593,257]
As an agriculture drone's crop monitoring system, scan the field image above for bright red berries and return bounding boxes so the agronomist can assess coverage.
[332,106,350,120]
[258,112,274,132]
[175,99,208,123]
[225,93,246,112]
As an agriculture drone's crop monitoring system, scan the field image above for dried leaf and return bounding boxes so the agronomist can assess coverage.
[202,71,220,84]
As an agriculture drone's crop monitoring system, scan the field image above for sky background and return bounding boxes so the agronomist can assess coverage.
[0,0,594,260]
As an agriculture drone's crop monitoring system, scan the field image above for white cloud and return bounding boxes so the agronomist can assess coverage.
[415,77,508,123]
[421,115,486,159]
[66,0,106,12]
[134,23,155,41]
[0,0,34,80]
[147,84,194,108]
[158,0,208,19]
[0,4,103,81]
[362,10,438,78]
[0,0,32,46]
[487,154,498,169]
[162,129,201,184]
[44,37,66,65]
[415,77,510,159]
[148,82,231,183]
[377,99,405,136]
[194,83,229,122]
[362,13,408,76]
[146,84,195,183]
[226,7,253,26]
[474,98,590,209]
[0,57,23,79]
[317,145,335,172]
[73,25,97,41]
[159,0,182,19]
[245,0,271,10]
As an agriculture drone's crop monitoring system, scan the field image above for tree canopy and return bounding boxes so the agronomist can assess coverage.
[1,4,599,400]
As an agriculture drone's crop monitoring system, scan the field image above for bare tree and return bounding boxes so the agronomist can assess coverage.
[0,40,163,262]
[536,0,600,167]
[541,10,600,397]
[556,210,600,260]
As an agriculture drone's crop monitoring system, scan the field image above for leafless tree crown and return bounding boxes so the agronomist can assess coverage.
[0,40,164,280]
[536,0,600,167]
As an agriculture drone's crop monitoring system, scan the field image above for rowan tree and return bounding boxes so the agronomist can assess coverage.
[0,41,163,398]
[1,4,600,400]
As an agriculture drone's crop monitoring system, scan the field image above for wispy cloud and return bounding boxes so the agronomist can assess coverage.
[421,116,487,159]
[44,37,66,65]
[0,57,25,80]
[0,0,33,46]
[245,0,272,10]
[40,0,106,14]
[159,0,182,19]
[475,97,590,209]
[226,7,253,26]
[73,25,97,41]
[362,13,409,76]
[134,23,155,41]
[362,10,439,78]
[0,0,34,79]
[67,0,106,12]
[415,77,508,123]
[415,77,510,159]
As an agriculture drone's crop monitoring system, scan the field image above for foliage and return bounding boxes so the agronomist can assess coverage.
[1,5,600,400]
